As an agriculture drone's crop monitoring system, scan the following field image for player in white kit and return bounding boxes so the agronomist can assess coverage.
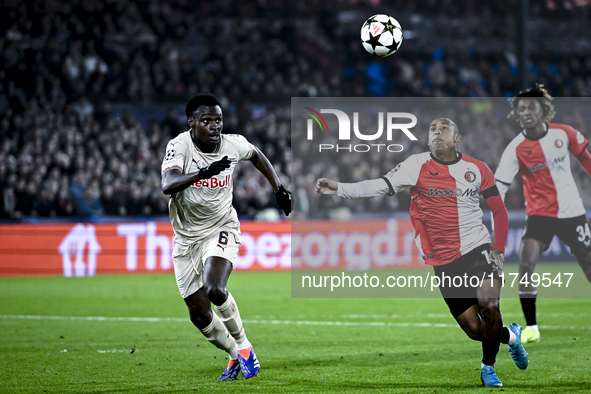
[495,85,591,343]
[161,94,293,381]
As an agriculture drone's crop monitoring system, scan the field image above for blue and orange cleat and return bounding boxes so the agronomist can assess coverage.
[480,365,503,387]
[218,358,241,381]
[507,323,529,370]
[237,346,260,379]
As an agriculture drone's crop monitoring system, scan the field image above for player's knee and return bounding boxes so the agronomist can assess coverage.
[519,244,542,269]
[479,298,500,319]
[204,284,228,305]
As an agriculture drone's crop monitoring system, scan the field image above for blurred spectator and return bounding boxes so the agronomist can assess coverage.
[100,183,123,216]
[54,187,75,217]
[71,177,104,218]
[161,108,182,138]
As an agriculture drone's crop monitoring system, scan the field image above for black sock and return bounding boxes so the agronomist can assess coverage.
[520,295,537,326]
[482,340,501,366]
[499,327,510,344]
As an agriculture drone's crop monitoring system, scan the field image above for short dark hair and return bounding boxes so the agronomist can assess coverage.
[185,94,221,119]
[432,116,460,135]
[508,84,555,122]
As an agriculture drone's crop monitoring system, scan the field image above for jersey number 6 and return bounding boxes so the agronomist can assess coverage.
[218,231,229,246]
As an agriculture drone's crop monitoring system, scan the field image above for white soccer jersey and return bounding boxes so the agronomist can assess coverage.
[495,123,588,218]
[336,152,496,265]
[161,131,253,246]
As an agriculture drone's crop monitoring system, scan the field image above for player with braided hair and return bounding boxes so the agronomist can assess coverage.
[495,84,591,343]
[507,84,556,123]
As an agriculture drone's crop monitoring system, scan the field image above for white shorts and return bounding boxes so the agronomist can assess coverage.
[172,228,241,299]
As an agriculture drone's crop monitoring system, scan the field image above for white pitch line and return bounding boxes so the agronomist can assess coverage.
[0,315,588,330]
[0,315,187,322]
[342,312,591,319]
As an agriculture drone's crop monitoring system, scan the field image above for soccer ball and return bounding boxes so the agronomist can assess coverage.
[360,14,403,57]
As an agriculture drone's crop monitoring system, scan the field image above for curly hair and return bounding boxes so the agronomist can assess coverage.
[508,84,555,123]
[185,93,221,119]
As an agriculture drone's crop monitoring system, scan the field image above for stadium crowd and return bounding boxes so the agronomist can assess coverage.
[293,98,591,218]
[1,0,591,219]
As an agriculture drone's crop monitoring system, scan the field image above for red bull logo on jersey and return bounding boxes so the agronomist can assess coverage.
[191,174,231,189]
[426,187,479,197]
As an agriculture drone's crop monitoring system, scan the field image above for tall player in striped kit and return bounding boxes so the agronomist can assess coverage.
[495,85,591,343]
[316,117,528,387]
[161,94,293,381]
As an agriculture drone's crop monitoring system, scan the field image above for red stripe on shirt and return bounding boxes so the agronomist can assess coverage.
[516,139,559,217]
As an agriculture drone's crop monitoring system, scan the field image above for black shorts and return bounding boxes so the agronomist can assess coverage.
[522,215,591,259]
[433,244,500,318]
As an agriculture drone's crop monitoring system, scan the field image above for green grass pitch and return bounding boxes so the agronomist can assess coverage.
[1,264,590,393]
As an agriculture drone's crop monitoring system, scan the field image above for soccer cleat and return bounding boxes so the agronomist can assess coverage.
[507,323,529,370]
[218,359,241,381]
[521,326,541,343]
[480,365,503,387]
[237,346,260,379]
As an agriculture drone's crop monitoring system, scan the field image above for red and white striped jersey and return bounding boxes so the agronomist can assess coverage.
[336,152,498,265]
[495,123,589,218]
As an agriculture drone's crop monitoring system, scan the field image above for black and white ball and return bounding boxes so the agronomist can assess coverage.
[360,14,403,57]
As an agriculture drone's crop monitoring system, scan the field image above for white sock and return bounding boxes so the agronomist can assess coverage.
[481,363,495,369]
[237,338,252,351]
[199,313,236,354]
[228,346,238,360]
[508,327,517,345]
[215,292,247,344]
[526,324,539,332]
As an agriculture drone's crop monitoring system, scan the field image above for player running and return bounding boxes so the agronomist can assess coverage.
[161,93,293,381]
[316,117,528,387]
[495,84,591,343]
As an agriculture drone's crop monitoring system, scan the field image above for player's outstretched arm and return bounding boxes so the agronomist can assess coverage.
[248,145,293,215]
[315,178,338,195]
[161,156,231,195]
[315,177,391,199]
